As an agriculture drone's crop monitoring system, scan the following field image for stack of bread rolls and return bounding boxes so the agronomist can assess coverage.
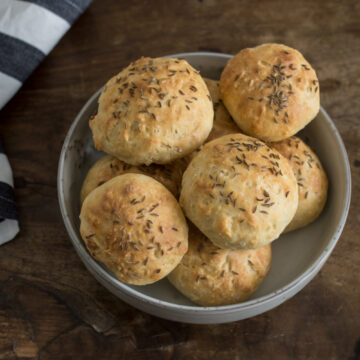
[79,44,328,306]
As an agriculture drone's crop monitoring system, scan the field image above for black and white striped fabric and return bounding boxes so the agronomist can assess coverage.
[0,139,19,244]
[0,0,91,244]
[0,0,92,108]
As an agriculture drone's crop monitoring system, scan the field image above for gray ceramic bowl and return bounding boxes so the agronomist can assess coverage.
[58,52,351,324]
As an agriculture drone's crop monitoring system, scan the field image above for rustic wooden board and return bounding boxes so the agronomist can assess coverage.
[0,0,359,358]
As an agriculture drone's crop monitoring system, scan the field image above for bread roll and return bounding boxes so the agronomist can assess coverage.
[168,223,271,306]
[220,43,320,142]
[270,136,328,232]
[80,155,183,204]
[90,57,213,165]
[80,174,188,285]
[180,133,298,249]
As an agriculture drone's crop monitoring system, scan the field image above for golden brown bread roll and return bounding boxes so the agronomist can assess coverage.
[80,173,188,285]
[168,223,271,306]
[180,133,298,250]
[80,155,183,204]
[90,57,213,165]
[270,136,328,232]
[220,43,320,142]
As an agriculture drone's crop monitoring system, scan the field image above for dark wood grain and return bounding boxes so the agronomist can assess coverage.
[0,0,359,359]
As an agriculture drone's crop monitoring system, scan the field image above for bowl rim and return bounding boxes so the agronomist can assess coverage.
[57,51,351,314]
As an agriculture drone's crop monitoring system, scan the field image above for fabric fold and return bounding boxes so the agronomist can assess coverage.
[0,0,92,244]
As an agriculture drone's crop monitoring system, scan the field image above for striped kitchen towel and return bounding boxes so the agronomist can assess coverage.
[0,139,19,244]
[0,0,92,109]
[0,0,91,244]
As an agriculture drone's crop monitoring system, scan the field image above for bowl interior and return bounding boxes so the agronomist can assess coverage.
[59,53,350,309]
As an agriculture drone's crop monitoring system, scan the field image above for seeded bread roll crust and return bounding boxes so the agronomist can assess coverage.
[220,43,320,142]
[168,224,271,306]
[80,173,188,285]
[80,155,183,204]
[90,57,213,165]
[270,136,328,232]
[180,133,298,250]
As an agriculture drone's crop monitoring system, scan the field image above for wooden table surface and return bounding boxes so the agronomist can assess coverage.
[0,0,359,358]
